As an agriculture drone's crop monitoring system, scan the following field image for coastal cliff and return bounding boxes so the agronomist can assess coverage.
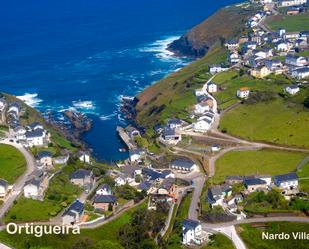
[135,3,255,127]
[168,4,253,57]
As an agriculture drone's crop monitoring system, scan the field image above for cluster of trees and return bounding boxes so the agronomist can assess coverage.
[245,189,288,212]
[244,91,277,105]
[289,197,309,211]
[116,184,146,203]
[118,207,168,249]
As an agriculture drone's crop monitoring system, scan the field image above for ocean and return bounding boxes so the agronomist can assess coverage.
[0,0,240,161]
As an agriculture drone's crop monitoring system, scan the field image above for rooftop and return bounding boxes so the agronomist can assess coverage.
[93,194,117,203]
[170,159,195,169]
[70,169,92,180]
[244,178,266,186]
[274,172,298,183]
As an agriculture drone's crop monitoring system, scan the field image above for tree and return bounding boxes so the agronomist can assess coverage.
[71,238,94,249]
[92,240,119,249]
[304,96,309,108]
[135,137,149,149]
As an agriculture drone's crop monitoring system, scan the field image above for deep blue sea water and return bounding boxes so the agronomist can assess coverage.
[0,0,240,161]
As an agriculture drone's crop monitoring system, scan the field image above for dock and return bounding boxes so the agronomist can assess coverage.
[116,126,136,150]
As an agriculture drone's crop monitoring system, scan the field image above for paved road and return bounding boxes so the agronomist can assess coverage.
[202,216,309,229]
[202,216,309,249]
[0,243,12,249]
[0,140,36,220]
[80,199,140,229]
[188,175,205,220]
[214,226,246,249]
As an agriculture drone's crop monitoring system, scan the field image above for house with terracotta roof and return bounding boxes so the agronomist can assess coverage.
[237,87,250,99]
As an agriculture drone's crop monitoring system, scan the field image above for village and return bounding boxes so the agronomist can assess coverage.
[0,0,309,248]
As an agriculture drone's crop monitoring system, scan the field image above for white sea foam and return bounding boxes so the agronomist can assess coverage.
[17,93,43,108]
[72,100,95,110]
[139,36,181,62]
[100,113,117,121]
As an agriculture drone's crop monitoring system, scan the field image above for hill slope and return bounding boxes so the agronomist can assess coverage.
[168,4,255,57]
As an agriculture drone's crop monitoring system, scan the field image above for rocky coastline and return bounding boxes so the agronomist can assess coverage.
[45,109,93,151]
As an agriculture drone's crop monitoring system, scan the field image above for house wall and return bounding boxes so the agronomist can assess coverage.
[62,215,75,225]
[40,157,53,167]
[246,184,267,192]
[24,185,39,198]
[0,186,7,198]
[94,202,111,211]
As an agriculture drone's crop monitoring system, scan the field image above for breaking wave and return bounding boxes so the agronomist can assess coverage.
[16,93,43,108]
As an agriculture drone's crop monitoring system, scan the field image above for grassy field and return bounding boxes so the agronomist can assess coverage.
[266,13,309,32]
[220,98,309,148]
[135,4,256,127]
[239,222,309,249]
[136,44,226,126]
[166,193,192,249]
[212,70,290,110]
[297,161,309,193]
[0,202,147,249]
[213,149,307,183]
[201,234,235,249]
[0,144,26,184]
[5,172,81,222]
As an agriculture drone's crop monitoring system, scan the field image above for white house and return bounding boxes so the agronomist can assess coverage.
[27,122,44,131]
[170,159,197,172]
[115,176,126,186]
[280,0,307,7]
[24,129,47,147]
[162,127,182,144]
[275,41,290,52]
[0,99,6,113]
[194,103,209,114]
[24,178,41,199]
[274,172,298,190]
[225,40,239,50]
[207,186,224,207]
[292,67,309,79]
[209,65,228,74]
[285,55,307,67]
[96,184,112,195]
[193,118,212,132]
[195,88,207,96]
[279,28,286,37]
[37,151,53,168]
[7,103,20,116]
[237,87,250,99]
[261,0,273,4]
[0,179,9,198]
[182,219,204,245]
[13,126,27,140]
[78,151,91,164]
[229,52,241,64]
[129,149,144,163]
[167,119,183,129]
[253,49,273,59]
[211,144,221,152]
[285,85,300,95]
[62,200,84,225]
[207,82,217,93]
[53,155,69,165]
